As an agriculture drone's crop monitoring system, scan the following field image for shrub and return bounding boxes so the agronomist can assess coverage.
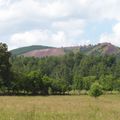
[89,82,103,98]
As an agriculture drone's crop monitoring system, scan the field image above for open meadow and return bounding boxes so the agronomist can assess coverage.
[0,95,120,120]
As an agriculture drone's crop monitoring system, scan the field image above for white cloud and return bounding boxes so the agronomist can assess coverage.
[1,0,120,23]
[52,19,85,38]
[0,0,71,36]
[100,22,120,46]
[8,29,75,50]
[72,0,120,20]
[0,0,69,22]
[53,19,85,30]
[1,0,120,48]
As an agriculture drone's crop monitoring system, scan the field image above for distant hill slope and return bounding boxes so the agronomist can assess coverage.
[80,43,120,56]
[23,48,65,58]
[10,45,54,55]
[10,43,120,57]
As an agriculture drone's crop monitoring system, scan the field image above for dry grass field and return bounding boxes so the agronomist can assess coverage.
[0,95,120,120]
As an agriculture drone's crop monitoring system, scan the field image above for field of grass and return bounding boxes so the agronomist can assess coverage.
[0,95,120,120]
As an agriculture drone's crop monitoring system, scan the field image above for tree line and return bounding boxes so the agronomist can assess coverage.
[0,43,120,95]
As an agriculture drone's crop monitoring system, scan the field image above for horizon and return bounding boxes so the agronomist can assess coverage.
[0,0,120,50]
[10,42,118,51]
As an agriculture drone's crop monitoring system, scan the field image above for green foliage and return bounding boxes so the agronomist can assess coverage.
[99,75,114,91]
[27,71,43,94]
[73,74,83,94]
[42,75,52,94]
[89,82,103,98]
[113,79,120,92]
[1,42,120,95]
[0,43,11,91]
[9,50,120,95]
[83,76,96,90]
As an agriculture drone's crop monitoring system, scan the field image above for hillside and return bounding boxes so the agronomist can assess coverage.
[23,48,65,58]
[10,45,54,55]
[10,43,120,57]
[79,43,120,56]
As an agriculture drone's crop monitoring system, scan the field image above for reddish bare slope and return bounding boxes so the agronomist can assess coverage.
[86,43,120,55]
[11,43,120,57]
[102,43,120,54]
[22,48,65,58]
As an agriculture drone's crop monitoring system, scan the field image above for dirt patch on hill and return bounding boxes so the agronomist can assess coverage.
[22,48,65,57]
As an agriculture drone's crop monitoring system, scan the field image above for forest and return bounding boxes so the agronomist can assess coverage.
[0,42,120,95]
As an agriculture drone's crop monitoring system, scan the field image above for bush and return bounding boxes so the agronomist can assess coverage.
[89,82,103,98]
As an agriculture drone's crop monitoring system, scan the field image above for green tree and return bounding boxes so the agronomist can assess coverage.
[0,43,11,93]
[113,79,120,92]
[27,71,43,94]
[42,75,52,95]
[83,76,96,90]
[89,82,103,98]
[73,74,83,95]
[99,75,114,91]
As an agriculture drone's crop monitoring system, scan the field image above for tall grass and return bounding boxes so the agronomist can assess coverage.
[0,95,119,120]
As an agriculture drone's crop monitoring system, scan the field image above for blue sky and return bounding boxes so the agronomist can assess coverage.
[0,0,120,50]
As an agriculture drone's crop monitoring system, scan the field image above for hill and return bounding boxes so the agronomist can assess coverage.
[23,48,65,58]
[80,43,120,56]
[10,43,120,57]
[10,45,54,55]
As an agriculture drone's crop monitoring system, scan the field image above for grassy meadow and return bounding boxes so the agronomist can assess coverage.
[0,95,120,120]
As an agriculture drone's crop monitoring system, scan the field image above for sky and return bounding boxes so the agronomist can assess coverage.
[0,0,120,50]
